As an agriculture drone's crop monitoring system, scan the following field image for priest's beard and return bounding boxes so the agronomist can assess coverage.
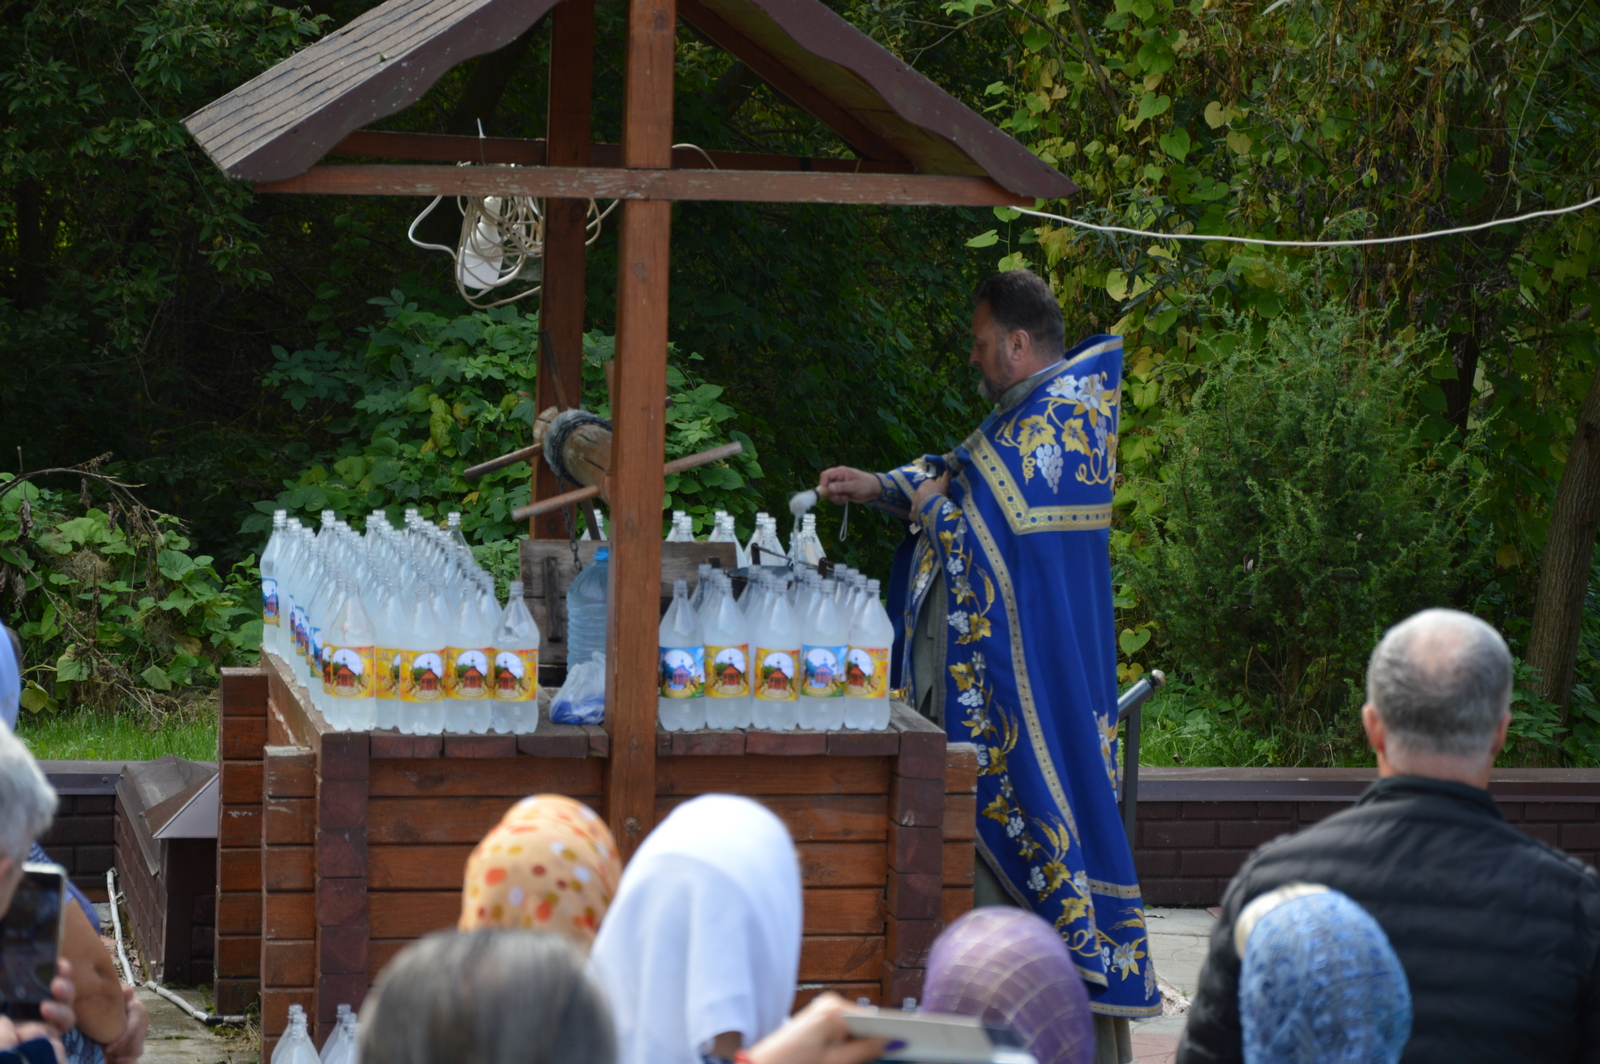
[977,373,1003,403]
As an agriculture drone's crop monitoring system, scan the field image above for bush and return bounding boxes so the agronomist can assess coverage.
[0,470,261,725]
[1124,301,1485,763]
[250,286,766,578]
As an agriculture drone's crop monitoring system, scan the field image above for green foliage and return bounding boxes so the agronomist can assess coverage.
[252,284,764,549]
[1122,300,1485,762]
[0,475,260,724]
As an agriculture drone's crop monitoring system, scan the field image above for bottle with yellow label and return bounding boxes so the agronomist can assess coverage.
[703,573,751,729]
[845,579,894,731]
[491,580,541,735]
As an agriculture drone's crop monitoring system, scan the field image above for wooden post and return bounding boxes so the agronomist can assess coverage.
[604,0,675,860]
[531,0,596,539]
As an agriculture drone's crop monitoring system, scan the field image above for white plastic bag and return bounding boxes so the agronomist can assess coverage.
[552,652,606,725]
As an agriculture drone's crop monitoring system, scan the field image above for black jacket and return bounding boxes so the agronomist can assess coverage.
[1176,775,1600,1064]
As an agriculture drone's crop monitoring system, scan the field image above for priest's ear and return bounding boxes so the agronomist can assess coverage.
[1004,325,1035,364]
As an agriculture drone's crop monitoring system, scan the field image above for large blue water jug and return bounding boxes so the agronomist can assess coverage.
[565,548,609,667]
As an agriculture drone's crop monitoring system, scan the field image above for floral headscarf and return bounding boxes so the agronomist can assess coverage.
[459,794,621,950]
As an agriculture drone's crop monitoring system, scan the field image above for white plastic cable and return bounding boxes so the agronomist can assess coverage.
[1008,191,1600,248]
[106,867,247,1027]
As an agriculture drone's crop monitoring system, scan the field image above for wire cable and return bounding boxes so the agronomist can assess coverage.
[1007,191,1600,248]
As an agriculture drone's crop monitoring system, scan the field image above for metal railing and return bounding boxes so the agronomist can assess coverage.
[1116,669,1166,848]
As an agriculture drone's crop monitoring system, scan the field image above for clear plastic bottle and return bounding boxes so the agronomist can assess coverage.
[399,584,448,735]
[846,579,895,730]
[702,574,751,729]
[446,582,495,735]
[798,578,848,731]
[689,562,713,615]
[492,581,541,734]
[372,579,405,732]
[273,1005,319,1064]
[319,1004,352,1064]
[325,578,377,732]
[261,510,287,657]
[323,1008,359,1064]
[566,549,609,667]
[752,575,800,730]
[658,579,705,732]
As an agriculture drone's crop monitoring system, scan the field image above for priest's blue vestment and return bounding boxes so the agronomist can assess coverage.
[873,334,1160,1018]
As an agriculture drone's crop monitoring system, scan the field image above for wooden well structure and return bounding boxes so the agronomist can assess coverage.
[188,0,1076,1052]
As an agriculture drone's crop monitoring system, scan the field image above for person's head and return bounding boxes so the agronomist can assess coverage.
[970,269,1066,402]
[1236,885,1411,1064]
[0,721,56,917]
[360,929,614,1064]
[1362,608,1513,785]
[459,794,621,950]
[588,794,801,1064]
[922,908,1094,1064]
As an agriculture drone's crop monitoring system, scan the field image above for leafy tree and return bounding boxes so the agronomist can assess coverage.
[935,0,1600,748]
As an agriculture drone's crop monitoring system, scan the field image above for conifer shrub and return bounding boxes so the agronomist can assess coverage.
[1125,302,1485,762]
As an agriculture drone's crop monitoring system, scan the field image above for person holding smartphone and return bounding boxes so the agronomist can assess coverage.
[0,647,144,1064]
[0,718,78,1064]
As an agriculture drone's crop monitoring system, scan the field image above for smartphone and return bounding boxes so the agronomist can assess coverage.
[0,862,67,1021]
[843,1009,1038,1064]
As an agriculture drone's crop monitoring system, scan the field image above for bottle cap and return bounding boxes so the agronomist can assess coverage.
[595,548,609,561]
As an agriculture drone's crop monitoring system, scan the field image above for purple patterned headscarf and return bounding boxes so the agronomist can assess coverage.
[923,907,1095,1064]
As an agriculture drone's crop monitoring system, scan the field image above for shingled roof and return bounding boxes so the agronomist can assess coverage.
[184,0,1077,200]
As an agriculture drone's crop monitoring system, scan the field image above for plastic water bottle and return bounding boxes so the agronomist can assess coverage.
[446,580,495,734]
[323,1008,359,1064]
[325,578,378,732]
[689,562,713,614]
[261,510,287,656]
[566,549,609,667]
[753,574,800,730]
[658,579,705,731]
[799,578,848,731]
[399,584,448,735]
[319,1004,351,1064]
[703,574,751,729]
[846,579,894,731]
[373,579,404,732]
[273,1005,319,1064]
[492,581,541,734]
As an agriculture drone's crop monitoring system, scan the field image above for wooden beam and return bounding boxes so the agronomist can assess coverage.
[533,0,597,539]
[255,165,1029,207]
[677,0,906,164]
[328,129,916,175]
[605,0,676,863]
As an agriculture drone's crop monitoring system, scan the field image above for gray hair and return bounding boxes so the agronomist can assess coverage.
[0,722,56,864]
[1366,608,1512,758]
[360,930,614,1064]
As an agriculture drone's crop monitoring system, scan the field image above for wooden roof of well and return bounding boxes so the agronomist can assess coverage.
[184,0,1077,200]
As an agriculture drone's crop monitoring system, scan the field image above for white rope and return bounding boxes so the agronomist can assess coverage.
[1007,191,1600,248]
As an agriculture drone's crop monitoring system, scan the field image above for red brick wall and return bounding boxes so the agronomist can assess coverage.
[1131,768,1600,908]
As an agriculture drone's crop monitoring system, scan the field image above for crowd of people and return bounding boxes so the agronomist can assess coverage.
[6,604,1600,1064]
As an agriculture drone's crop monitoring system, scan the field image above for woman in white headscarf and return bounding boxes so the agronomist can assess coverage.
[588,794,803,1064]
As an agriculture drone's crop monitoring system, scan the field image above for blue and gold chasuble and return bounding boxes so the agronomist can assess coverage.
[874,335,1159,1018]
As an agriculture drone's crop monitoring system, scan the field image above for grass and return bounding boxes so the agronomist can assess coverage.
[1130,679,1376,769]
[16,709,218,761]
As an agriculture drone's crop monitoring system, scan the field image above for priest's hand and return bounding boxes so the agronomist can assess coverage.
[818,467,882,504]
[911,472,951,516]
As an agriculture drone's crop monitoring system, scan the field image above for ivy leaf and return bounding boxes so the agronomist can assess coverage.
[1132,93,1172,129]
[1157,128,1192,161]
[966,229,1001,248]
[140,664,173,690]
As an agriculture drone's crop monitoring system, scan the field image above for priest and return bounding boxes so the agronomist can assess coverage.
[820,269,1160,1058]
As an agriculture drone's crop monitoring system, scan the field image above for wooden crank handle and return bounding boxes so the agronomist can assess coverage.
[462,442,543,480]
[663,440,743,474]
[510,440,744,522]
